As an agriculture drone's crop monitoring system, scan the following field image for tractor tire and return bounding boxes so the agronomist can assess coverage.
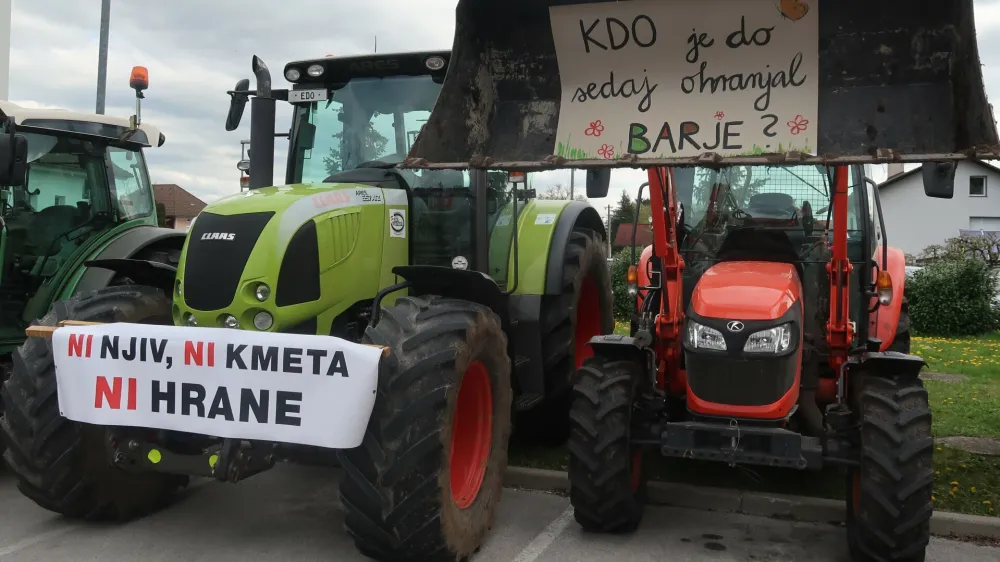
[887,298,911,353]
[567,356,647,533]
[337,295,512,562]
[1,285,189,520]
[846,373,933,562]
[517,227,613,446]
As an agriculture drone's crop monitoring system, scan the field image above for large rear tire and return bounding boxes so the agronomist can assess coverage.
[517,227,613,446]
[1,285,189,520]
[338,296,512,562]
[846,372,933,562]
[567,356,646,533]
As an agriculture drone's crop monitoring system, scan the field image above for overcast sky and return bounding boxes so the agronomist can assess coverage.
[10,0,1000,220]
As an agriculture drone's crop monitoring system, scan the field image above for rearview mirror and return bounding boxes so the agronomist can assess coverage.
[586,168,611,198]
[921,162,956,199]
[0,133,28,187]
[225,78,251,132]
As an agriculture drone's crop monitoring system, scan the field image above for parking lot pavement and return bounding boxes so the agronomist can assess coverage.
[0,463,997,561]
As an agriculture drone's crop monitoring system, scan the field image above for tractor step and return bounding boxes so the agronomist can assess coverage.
[515,393,544,411]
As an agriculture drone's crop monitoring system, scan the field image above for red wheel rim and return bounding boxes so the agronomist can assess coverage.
[449,360,493,509]
[630,448,644,493]
[575,275,602,368]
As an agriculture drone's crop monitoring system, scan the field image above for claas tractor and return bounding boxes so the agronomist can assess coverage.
[402,0,999,561]
[0,68,187,456]
[0,49,615,562]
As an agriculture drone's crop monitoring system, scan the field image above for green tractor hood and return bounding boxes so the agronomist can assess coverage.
[173,181,408,334]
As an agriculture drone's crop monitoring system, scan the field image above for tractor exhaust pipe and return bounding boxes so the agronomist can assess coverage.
[248,56,275,190]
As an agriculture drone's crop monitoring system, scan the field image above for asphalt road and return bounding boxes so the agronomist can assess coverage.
[0,463,996,561]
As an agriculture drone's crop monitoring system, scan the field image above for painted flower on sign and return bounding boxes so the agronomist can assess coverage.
[585,120,605,137]
[714,111,725,120]
[787,115,809,135]
[598,144,615,159]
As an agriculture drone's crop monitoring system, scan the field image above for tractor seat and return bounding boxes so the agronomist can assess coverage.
[23,205,80,257]
[747,192,797,214]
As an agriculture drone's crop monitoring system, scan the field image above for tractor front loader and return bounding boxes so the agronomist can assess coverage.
[0,49,615,562]
[402,1,998,561]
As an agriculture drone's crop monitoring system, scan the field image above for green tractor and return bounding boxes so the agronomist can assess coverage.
[0,51,614,561]
[0,67,187,454]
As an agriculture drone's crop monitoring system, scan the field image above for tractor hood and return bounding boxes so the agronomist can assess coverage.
[690,262,802,322]
[173,182,407,331]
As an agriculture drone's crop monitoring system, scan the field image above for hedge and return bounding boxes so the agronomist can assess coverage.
[906,258,1000,337]
[610,247,634,323]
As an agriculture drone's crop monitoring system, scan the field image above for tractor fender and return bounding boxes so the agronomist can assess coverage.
[542,200,607,295]
[390,265,508,326]
[856,350,927,379]
[870,246,907,351]
[71,226,187,296]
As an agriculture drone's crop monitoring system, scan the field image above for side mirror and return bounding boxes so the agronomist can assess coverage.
[921,161,956,199]
[297,122,316,151]
[225,78,251,132]
[0,133,28,187]
[586,168,611,198]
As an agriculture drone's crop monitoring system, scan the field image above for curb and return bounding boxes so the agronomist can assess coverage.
[503,466,1000,540]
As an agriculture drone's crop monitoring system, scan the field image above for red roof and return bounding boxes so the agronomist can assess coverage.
[614,223,653,247]
[153,184,207,219]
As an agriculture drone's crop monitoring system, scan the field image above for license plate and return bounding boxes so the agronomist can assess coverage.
[288,89,328,103]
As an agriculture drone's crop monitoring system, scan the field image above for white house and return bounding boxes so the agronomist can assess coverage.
[877,161,1000,255]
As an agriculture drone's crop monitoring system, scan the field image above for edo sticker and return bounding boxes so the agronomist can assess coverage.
[548,0,819,160]
[51,323,385,449]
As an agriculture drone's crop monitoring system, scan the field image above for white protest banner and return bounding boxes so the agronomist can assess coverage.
[549,0,819,160]
[52,323,385,449]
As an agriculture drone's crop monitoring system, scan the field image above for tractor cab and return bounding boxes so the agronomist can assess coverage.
[280,51,516,271]
[0,86,165,350]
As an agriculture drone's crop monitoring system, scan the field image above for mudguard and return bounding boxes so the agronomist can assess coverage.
[71,226,187,296]
[869,246,907,351]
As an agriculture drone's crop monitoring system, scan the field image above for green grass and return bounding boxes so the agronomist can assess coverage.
[513,326,1000,517]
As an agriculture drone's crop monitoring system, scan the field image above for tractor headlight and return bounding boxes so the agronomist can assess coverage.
[686,321,726,351]
[742,323,793,354]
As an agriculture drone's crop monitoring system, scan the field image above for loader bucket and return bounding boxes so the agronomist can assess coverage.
[408,0,999,169]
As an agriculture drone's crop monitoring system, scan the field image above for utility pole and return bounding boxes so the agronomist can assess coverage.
[96,0,111,114]
[0,0,10,100]
[569,169,575,199]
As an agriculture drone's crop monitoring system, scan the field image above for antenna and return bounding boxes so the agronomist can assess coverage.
[374,35,377,53]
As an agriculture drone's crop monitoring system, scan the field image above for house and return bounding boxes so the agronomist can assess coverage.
[877,161,1000,255]
[152,184,206,231]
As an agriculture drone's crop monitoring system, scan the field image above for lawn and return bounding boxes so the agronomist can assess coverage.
[509,326,1000,517]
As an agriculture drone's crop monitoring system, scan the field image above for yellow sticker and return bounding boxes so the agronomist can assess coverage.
[209,454,219,468]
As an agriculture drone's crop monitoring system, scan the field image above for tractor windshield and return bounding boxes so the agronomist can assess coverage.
[676,164,864,266]
[288,74,468,189]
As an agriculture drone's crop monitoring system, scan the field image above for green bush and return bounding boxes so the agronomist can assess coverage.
[907,258,1000,336]
[610,247,635,323]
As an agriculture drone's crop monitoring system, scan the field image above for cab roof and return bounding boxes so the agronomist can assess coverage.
[0,100,165,148]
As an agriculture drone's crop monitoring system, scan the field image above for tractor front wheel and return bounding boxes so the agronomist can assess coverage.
[567,356,646,533]
[846,373,933,562]
[338,296,512,562]
[1,286,189,520]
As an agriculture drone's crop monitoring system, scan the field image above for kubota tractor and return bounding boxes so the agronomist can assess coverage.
[0,49,614,562]
[400,1,999,561]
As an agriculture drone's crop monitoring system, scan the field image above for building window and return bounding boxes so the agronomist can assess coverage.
[970,176,988,197]
[54,195,66,206]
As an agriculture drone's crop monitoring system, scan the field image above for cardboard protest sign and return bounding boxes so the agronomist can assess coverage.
[52,323,384,449]
[549,0,819,160]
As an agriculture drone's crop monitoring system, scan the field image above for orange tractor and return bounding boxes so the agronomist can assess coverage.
[404,0,998,560]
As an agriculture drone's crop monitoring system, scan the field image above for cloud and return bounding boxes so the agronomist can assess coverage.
[10,0,1000,224]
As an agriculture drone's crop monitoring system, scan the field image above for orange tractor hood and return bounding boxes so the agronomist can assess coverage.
[690,262,802,322]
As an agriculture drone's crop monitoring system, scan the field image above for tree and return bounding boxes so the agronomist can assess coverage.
[155,201,168,228]
[608,190,635,248]
[323,108,390,175]
[537,184,587,201]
